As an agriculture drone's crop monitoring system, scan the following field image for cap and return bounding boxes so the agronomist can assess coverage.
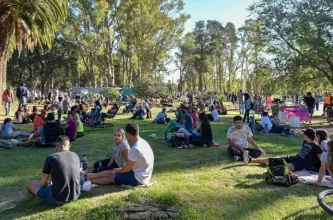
[47,113,55,121]
[303,128,316,140]
[41,109,47,115]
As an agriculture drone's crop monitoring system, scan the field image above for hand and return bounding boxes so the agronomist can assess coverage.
[259,148,265,155]
[109,168,120,175]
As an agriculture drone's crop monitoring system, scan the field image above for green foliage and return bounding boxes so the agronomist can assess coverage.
[133,77,167,98]
[99,88,119,101]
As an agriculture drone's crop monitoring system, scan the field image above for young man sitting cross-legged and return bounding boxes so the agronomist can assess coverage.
[227,115,265,162]
[85,122,154,186]
[26,135,84,205]
[246,128,323,171]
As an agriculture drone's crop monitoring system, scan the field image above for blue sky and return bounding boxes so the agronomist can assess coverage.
[166,0,255,82]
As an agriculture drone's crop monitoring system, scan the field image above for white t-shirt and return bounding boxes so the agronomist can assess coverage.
[261,116,272,132]
[227,125,253,148]
[321,140,328,151]
[128,138,154,185]
[211,109,218,121]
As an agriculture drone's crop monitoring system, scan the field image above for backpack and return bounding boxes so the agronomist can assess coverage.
[265,158,298,187]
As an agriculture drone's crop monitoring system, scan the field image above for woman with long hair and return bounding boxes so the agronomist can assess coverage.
[184,112,213,148]
[317,141,333,184]
[13,106,28,124]
[243,93,251,123]
[316,130,329,151]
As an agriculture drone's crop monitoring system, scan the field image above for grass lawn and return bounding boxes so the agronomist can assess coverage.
[0,102,332,219]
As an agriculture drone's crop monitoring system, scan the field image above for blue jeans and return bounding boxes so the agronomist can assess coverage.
[227,146,262,161]
[4,101,12,115]
[18,97,27,107]
[36,179,84,205]
[243,109,250,123]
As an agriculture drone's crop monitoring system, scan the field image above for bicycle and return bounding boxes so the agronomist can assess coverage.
[249,110,263,134]
[318,190,333,215]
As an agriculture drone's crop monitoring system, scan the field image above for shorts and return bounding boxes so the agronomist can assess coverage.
[308,106,314,114]
[281,156,305,171]
[114,170,140,186]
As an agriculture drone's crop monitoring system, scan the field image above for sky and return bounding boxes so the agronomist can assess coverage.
[165,0,255,82]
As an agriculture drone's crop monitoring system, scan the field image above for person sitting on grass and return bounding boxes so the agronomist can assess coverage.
[315,129,329,151]
[13,106,29,124]
[1,118,30,139]
[74,113,84,138]
[216,102,227,115]
[92,128,130,173]
[247,128,322,172]
[11,113,65,147]
[152,107,168,124]
[261,112,286,134]
[131,105,147,120]
[33,109,47,135]
[185,112,213,148]
[26,135,84,205]
[174,110,193,140]
[189,107,197,128]
[84,123,154,186]
[317,141,333,184]
[207,106,218,122]
[107,103,119,118]
[63,112,77,141]
[28,106,38,122]
[227,115,265,162]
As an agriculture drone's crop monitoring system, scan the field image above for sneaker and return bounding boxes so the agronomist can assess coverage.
[11,139,19,146]
[233,156,239,162]
[177,145,189,149]
[243,151,249,164]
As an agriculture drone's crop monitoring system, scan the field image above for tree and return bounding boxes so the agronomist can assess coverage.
[133,77,167,98]
[250,0,333,85]
[0,0,68,93]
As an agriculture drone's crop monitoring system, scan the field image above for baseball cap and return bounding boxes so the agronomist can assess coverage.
[47,113,55,121]
[303,128,316,140]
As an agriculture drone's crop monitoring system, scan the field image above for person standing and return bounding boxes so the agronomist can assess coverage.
[16,83,28,108]
[243,93,252,124]
[315,96,320,111]
[237,90,244,115]
[2,86,13,115]
[304,92,315,123]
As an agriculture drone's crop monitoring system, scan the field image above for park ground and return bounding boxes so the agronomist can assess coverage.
[0,102,333,219]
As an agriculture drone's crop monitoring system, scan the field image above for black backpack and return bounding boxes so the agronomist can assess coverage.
[265,158,298,187]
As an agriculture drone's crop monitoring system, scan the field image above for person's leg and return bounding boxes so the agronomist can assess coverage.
[246,148,262,158]
[26,181,41,195]
[87,170,112,180]
[249,158,269,165]
[269,126,285,134]
[11,131,31,138]
[176,128,191,138]
[4,101,8,115]
[227,146,243,159]
[57,110,62,124]
[114,171,139,186]
[189,136,206,146]
[15,139,36,146]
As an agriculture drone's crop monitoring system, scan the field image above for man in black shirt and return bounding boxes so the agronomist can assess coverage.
[246,128,323,171]
[304,92,315,123]
[26,135,83,205]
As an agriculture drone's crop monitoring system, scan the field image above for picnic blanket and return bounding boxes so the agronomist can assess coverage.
[295,171,333,188]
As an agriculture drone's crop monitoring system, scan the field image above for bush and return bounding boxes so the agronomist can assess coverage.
[134,77,167,98]
[99,88,120,101]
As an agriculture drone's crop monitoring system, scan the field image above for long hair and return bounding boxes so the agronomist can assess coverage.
[316,130,328,144]
[198,112,210,135]
[114,128,127,145]
[244,93,250,101]
[327,141,333,175]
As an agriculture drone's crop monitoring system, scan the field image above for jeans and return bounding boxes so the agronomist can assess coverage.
[177,128,192,138]
[189,135,209,146]
[227,146,262,160]
[243,109,250,123]
[239,103,244,115]
[269,126,285,134]
[4,101,12,115]
[18,97,27,107]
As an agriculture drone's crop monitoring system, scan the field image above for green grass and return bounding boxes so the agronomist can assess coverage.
[0,103,332,219]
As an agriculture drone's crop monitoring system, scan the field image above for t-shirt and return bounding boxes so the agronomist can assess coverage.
[237,92,244,103]
[184,113,193,133]
[128,138,154,185]
[321,140,328,151]
[114,140,130,167]
[42,151,81,202]
[295,141,323,169]
[65,119,77,140]
[320,152,333,183]
[155,112,167,121]
[33,115,44,134]
[2,122,15,138]
[211,109,218,121]
[261,116,272,132]
[227,125,253,148]
[304,96,315,108]
[76,120,84,133]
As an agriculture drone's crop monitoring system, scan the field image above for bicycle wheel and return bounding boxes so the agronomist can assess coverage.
[328,116,333,125]
[317,190,333,215]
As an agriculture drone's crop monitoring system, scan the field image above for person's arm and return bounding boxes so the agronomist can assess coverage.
[111,160,135,174]
[228,138,245,153]
[63,123,70,129]
[121,149,129,163]
[317,161,327,184]
[248,137,265,154]
[40,173,50,186]
[107,156,115,167]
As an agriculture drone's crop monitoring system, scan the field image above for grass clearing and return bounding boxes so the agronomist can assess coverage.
[0,102,332,219]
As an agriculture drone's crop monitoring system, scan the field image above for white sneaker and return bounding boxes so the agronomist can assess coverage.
[243,151,249,164]
[233,156,239,162]
[11,139,19,146]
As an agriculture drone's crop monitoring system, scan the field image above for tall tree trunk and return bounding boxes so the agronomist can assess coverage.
[0,56,7,104]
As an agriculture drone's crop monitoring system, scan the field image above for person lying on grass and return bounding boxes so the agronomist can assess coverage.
[92,128,130,173]
[227,115,265,163]
[26,135,84,205]
[85,123,154,186]
[317,140,333,184]
[246,128,322,172]
[1,118,30,139]
[11,113,65,148]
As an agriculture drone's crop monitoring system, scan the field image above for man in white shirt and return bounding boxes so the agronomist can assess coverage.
[261,112,273,133]
[262,112,286,134]
[237,90,244,115]
[227,115,265,163]
[85,123,154,186]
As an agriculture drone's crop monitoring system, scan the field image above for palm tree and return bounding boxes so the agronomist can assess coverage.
[0,0,68,95]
